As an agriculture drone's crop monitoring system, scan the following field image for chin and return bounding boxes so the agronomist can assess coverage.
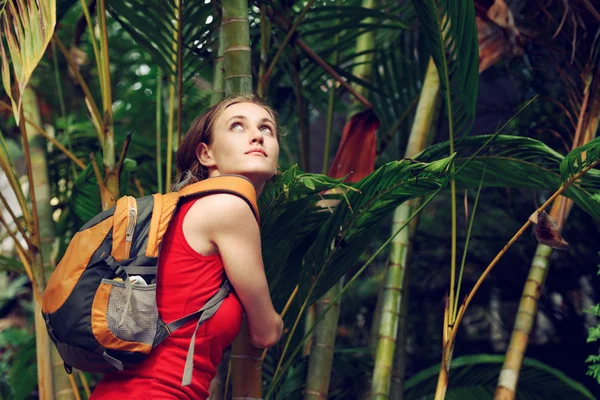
[234,170,275,186]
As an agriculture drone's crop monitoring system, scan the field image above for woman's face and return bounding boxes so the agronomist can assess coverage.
[197,102,280,188]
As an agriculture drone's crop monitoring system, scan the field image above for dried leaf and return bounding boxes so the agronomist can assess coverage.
[533,210,569,250]
[0,0,56,123]
[475,0,523,72]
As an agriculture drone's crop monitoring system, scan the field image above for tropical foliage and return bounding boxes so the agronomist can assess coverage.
[1,0,600,399]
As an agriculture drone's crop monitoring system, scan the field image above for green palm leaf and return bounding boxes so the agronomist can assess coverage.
[298,154,455,304]
[416,135,600,220]
[0,0,56,121]
[259,166,351,309]
[560,136,600,182]
[411,0,479,138]
[107,0,214,89]
[404,354,595,399]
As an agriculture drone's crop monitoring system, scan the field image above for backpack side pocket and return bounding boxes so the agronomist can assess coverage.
[91,278,158,354]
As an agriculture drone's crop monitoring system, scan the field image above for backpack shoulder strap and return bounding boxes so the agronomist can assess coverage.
[178,175,259,223]
[145,175,259,258]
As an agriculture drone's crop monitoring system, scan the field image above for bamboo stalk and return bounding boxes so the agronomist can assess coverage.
[304,280,343,400]
[221,1,259,397]
[222,0,252,95]
[494,63,600,400]
[494,243,553,399]
[267,192,444,399]
[23,86,76,399]
[371,58,440,400]
[231,319,263,398]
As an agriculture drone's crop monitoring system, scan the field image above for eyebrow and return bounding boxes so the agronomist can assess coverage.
[226,115,275,125]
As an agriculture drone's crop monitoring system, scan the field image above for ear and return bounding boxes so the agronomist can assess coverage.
[196,143,216,168]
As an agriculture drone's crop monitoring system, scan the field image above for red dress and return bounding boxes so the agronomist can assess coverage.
[91,198,243,400]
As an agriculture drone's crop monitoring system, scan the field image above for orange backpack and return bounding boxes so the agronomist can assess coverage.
[41,175,259,386]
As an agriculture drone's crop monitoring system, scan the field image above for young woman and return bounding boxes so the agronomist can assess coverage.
[91,95,284,399]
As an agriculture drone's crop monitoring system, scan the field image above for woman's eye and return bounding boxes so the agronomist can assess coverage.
[231,122,244,131]
[260,126,274,135]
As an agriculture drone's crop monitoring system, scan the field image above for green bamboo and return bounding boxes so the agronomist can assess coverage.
[210,26,225,105]
[220,1,259,397]
[23,87,76,399]
[371,58,440,400]
[495,67,600,400]
[222,0,251,96]
[96,0,118,208]
[306,1,376,397]
[495,243,552,399]
[304,279,344,400]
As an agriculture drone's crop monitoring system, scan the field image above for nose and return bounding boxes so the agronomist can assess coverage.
[250,126,264,145]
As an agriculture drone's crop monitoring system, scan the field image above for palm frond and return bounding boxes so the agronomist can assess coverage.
[416,135,600,220]
[404,354,595,399]
[0,0,56,121]
[298,154,455,304]
[412,0,479,139]
[107,0,215,89]
[560,136,600,182]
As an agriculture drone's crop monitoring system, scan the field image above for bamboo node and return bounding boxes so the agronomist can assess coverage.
[314,342,334,350]
[303,389,327,399]
[497,369,518,391]
[230,354,262,361]
[223,46,252,53]
[221,18,249,25]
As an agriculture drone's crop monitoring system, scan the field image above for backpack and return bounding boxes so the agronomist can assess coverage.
[41,175,259,386]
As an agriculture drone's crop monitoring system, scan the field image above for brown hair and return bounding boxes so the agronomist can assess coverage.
[174,94,278,190]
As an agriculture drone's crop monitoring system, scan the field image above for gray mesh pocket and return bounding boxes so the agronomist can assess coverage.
[102,278,158,345]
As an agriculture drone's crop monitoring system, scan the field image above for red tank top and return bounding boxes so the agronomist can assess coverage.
[91,197,243,400]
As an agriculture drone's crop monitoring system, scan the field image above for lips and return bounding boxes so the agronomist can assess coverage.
[246,148,267,156]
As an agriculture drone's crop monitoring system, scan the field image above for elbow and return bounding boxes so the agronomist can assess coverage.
[250,334,278,349]
[249,316,283,349]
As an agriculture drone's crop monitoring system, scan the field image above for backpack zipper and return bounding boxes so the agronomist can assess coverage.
[125,197,137,258]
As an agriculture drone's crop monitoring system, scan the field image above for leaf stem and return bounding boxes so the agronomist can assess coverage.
[261,0,316,90]
[452,158,488,321]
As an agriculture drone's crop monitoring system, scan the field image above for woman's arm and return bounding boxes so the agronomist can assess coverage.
[185,193,283,348]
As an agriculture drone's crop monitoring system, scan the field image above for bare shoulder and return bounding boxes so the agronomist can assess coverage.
[187,193,257,229]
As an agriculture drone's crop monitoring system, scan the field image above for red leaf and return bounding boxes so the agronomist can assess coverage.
[327,108,379,183]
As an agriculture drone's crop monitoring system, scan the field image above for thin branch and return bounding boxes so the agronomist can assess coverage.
[451,158,600,340]
[0,213,32,263]
[90,152,106,192]
[266,8,372,109]
[0,101,86,169]
[0,189,35,251]
[261,285,299,361]
[14,242,41,298]
[116,131,133,175]
[18,109,42,267]
[261,0,316,89]
[52,35,104,143]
